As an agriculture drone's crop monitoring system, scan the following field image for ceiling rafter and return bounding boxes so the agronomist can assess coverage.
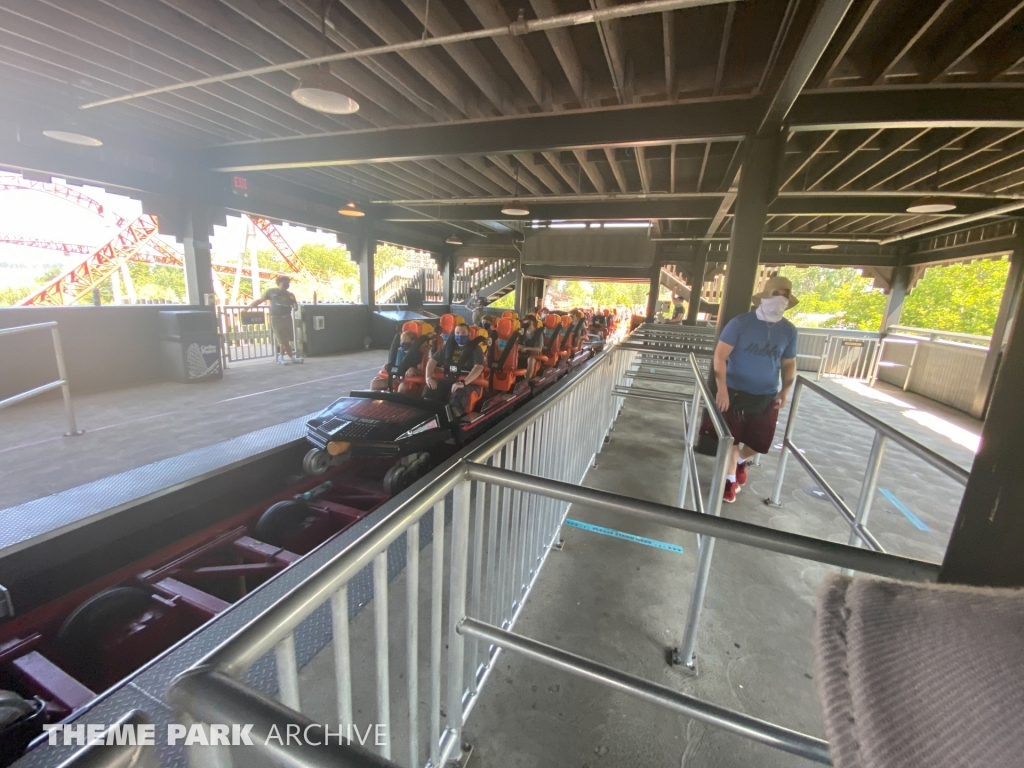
[1,1,332,138]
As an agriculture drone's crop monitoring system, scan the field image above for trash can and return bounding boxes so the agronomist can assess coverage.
[158,310,223,383]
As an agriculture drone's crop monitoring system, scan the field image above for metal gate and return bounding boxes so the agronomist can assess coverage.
[817,335,881,381]
[216,305,288,364]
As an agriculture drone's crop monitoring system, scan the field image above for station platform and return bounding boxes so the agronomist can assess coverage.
[454,376,977,767]
[0,350,387,511]
[2,343,983,768]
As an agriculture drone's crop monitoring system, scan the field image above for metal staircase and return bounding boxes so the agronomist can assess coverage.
[376,268,444,305]
[453,257,517,305]
[374,258,518,307]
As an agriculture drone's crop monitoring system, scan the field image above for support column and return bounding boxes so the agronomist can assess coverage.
[716,134,782,332]
[645,261,661,322]
[183,207,215,307]
[880,265,912,335]
[441,254,454,308]
[939,269,1024,587]
[357,234,376,310]
[685,247,709,324]
[513,256,525,315]
[970,236,1024,418]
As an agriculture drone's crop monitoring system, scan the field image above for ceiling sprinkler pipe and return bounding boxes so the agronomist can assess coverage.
[80,0,739,110]
[879,200,1024,245]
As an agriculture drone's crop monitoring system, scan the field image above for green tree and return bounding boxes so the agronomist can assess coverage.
[373,243,420,280]
[293,243,358,282]
[0,285,31,306]
[779,258,1010,335]
[489,291,515,310]
[256,248,288,272]
[901,259,1009,336]
[128,262,185,301]
[552,280,650,311]
[779,266,885,330]
[37,265,62,283]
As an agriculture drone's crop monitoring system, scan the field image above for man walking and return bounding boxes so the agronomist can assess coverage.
[248,275,303,365]
[465,285,484,327]
[665,294,686,323]
[712,276,798,502]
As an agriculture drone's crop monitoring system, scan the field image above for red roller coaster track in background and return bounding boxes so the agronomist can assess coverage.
[20,216,160,306]
[0,236,93,256]
[0,235,282,283]
[0,175,306,305]
[249,216,310,276]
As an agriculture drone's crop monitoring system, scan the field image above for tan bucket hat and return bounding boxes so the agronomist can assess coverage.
[752,275,799,309]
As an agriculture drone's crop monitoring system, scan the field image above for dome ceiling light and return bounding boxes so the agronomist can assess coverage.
[338,201,365,217]
[42,130,103,147]
[291,67,360,115]
[501,158,529,218]
[906,196,957,214]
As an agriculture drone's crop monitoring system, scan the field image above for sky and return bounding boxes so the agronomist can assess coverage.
[0,173,344,289]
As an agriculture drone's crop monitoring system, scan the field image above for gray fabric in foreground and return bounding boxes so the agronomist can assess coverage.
[814,574,1024,768]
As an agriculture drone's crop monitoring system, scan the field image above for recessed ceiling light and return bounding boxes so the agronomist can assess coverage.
[501,205,530,217]
[906,196,957,214]
[42,130,102,147]
[338,202,365,217]
[292,68,360,115]
[445,234,463,245]
[810,242,840,250]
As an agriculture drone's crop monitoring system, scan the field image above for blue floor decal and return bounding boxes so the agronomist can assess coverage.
[878,488,931,532]
[564,519,683,553]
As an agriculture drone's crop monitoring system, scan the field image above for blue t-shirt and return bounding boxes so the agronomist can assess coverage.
[719,311,798,395]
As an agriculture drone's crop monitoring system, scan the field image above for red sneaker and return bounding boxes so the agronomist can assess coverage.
[723,480,738,504]
[735,461,748,486]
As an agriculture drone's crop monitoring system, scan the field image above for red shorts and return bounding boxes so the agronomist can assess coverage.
[701,402,781,455]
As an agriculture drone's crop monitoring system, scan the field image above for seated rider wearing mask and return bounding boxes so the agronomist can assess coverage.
[423,322,487,415]
[518,313,544,379]
[372,330,423,393]
[712,276,799,504]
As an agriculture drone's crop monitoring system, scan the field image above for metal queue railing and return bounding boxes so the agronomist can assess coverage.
[611,323,734,670]
[166,347,635,768]
[767,375,970,556]
[0,321,82,437]
[57,329,946,768]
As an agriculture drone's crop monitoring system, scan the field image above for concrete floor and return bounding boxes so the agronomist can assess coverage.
[0,350,386,509]
[286,372,978,768]
[460,377,977,768]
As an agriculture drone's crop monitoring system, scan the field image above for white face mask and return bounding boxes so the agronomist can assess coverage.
[756,294,789,323]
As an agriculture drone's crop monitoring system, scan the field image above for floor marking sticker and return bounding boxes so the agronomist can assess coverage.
[878,488,931,532]
[564,519,683,553]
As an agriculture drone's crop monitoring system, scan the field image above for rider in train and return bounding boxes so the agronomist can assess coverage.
[423,322,489,416]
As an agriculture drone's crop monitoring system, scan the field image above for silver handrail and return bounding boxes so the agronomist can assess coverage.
[610,326,732,670]
[0,321,82,437]
[164,346,630,768]
[767,375,969,559]
[887,324,991,346]
[51,329,952,768]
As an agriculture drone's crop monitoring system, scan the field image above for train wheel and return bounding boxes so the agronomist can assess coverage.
[382,464,408,496]
[303,448,331,476]
[57,586,153,654]
[254,500,313,548]
[383,453,431,495]
[408,452,432,481]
